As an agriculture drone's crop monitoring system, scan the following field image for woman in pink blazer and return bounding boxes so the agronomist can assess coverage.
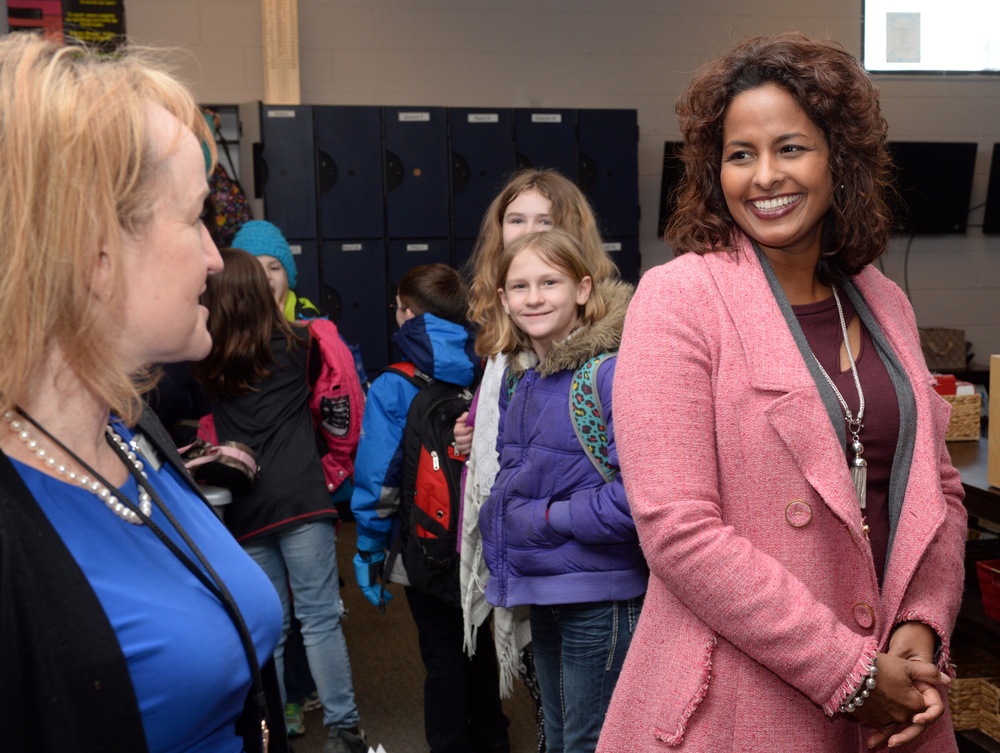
[600,33,966,753]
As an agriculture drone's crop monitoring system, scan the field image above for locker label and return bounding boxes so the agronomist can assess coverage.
[468,114,500,123]
[342,243,363,252]
[267,110,297,118]
[289,244,303,255]
[398,112,431,122]
[406,244,430,252]
[531,114,563,123]
[603,242,623,252]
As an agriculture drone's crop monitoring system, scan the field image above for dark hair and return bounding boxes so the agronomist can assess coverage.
[397,263,469,325]
[668,32,895,285]
[192,248,305,399]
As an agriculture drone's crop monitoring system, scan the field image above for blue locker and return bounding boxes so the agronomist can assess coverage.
[321,240,390,372]
[454,237,477,278]
[315,106,385,240]
[257,105,317,240]
[388,239,451,288]
[384,107,450,239]
[449,108,515,239]
[578,109,639,239]
[513,108,578,181]
[603,237,641,286]
[288,238,321,306]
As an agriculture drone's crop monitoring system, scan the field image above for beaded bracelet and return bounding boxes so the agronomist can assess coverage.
[839,656,879,713]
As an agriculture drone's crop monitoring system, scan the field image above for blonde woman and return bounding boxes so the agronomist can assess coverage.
[0,35,283,752]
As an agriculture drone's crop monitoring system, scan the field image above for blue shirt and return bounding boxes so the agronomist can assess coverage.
[12,424,281,753]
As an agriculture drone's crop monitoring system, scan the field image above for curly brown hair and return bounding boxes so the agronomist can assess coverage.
[667,32,895,285]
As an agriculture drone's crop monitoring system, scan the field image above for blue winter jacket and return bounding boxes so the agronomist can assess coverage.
[479,280,648,609]
[351,313,478,554]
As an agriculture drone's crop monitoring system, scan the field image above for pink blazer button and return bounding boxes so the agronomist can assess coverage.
[853,603,876,630]
[784,500,812,528]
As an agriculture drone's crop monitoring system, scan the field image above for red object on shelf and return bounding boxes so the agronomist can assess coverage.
[933,373,958,395]
[977,560,1000,620]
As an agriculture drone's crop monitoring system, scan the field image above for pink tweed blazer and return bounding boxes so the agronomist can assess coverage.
[599,239,966,752]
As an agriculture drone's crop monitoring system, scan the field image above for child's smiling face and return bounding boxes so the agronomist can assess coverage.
[499,245,592,361]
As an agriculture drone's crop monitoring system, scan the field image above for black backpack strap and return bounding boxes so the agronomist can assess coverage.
[376,362,429,612]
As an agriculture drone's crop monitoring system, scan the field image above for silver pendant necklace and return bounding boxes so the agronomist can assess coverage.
[811,286,868,512]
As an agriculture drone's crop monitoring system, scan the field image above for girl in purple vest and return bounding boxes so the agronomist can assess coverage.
[477,229,647,753]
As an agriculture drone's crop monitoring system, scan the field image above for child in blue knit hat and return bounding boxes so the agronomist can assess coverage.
[231,219,368,393]
[231,220,325,321]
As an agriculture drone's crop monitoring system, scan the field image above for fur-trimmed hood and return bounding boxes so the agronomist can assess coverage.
[507,278,635,379]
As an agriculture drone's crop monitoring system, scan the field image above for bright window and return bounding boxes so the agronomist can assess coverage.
[863,0,1000,73]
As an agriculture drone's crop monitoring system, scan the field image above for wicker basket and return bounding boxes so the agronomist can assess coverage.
[951,676,985,730]
[982,678,1000,742]
[948,646,1000,733]
[944,393,982,441]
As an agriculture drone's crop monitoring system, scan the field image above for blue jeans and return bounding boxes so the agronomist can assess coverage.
[529,598,643,753]
[244,521,359,729]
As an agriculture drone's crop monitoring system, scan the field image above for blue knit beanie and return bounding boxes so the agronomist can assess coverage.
[231,220,297,289]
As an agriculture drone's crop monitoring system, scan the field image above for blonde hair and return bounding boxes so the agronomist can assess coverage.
[0,34,213,422]
[489,229,607,356]
[464,169,618,357]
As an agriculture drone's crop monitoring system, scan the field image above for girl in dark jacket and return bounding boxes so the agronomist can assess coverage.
[193,248,367,753]
[478,229,647,753]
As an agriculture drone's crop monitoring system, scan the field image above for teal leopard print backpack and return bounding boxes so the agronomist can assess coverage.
[505,351,617,483]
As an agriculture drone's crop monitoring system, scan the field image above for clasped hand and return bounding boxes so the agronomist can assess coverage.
[848,623,950,749]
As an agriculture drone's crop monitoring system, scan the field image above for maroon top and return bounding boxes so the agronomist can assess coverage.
[793,293,900,586]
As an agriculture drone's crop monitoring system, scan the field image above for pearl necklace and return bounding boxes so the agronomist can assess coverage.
[811,286,868,512]
[3,409,152,525]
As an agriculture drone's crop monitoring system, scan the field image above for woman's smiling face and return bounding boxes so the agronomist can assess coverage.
[720,82,834,265]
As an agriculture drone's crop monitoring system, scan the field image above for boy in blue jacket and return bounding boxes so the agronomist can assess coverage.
[351,263,510,753]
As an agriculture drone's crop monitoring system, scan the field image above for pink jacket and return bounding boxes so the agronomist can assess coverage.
[599,239,966,752]
[306,318,364,493]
